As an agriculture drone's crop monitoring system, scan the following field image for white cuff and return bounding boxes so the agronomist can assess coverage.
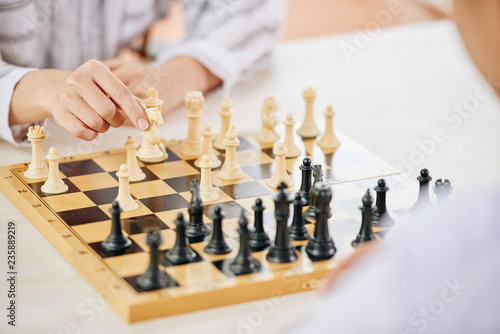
[0,66,38,146]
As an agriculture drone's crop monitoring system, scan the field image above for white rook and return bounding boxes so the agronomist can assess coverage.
[25,125,48,180]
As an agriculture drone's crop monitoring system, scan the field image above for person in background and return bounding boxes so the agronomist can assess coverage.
[1,0,284,144]
[287,1,500,332]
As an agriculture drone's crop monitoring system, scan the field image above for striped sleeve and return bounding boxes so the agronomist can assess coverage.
[153,0,285,91]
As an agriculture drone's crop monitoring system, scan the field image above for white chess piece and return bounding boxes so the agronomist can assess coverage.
[297,87,320,138]
[195,123,221,169]
[125,136,146,182]
[41,147,68,194]
[136,107,168,163]
[283,113,301,158]
[256,97,280,148]
[199,155,220,202]
[181,91,204,157]
[115,164,138,211]
[213,94,234,151]
[143,88,167,156]
[268,142,293,189]
[24,125,48,180]
[317,105,341,153]
[217,124,245,180]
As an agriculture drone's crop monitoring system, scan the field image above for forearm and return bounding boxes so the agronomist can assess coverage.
[9,69,70,125]
[155,56,222,113]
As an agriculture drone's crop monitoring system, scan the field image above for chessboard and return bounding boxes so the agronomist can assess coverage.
[0,132,417,323]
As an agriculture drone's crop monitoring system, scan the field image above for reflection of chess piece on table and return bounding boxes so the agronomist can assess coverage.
[136,107,167,163]
[181,91,204,157]
[25,125,48,180]
[256,97,280,148]
[297,87,320,139]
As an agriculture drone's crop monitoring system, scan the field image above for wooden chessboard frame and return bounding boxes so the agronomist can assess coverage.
[0,133,415,323]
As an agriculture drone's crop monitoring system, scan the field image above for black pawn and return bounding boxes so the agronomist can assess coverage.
[230,210,261,275]
[289,192,309,240]
[249,198,270,252]
[411,168,433,214]
[186,179,211,242]
[101,201,131,256]
[352,189,376,247]
[372,179,395,227]
[298,158,313,206]
[267,183,298,263]
[306,182,336,261]
[303,165,332,220]
[166,213,197,265]
[434,179,453,207]
[136,228,169,291]
[204,206,232,255]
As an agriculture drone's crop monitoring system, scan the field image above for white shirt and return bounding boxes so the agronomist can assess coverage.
[0,0,285,145]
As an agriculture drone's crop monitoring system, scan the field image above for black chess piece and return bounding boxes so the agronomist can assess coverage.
[411,168,433,214]
[186,179,211,242]
[372,179,395,227]
[434,179,453,207]
[298,158,313,206]
[352,189,376,247]
[306,182,336,261]
[249,198,270,252]
[204,206,232,255]
[230,210,261,275]
[266,183,298,263]
[289,192,309,240]
[304,165,328,220]
[101,201,131,256]
[136,228,169,291]
[165,213,197,265]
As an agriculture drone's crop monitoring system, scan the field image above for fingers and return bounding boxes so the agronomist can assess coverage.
[64,95,110,134]
[79,85,125,128]
[91,62,148,130]
[54,108,98,141]
[101,58,124,71]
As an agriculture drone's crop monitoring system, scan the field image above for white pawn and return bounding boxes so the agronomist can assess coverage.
[317,105,341,153]
[199,155,220,202]
[256,97,280,148]
[25,125,48,180]
[297,87,320,138]
[41,147,68,194]
[115,164,138,211]
[195,123,221,169]
[125,136,145,182]
[283,113,301,158]
[213,94,234,151]
[268,142,293,189]
[217,124,245,180]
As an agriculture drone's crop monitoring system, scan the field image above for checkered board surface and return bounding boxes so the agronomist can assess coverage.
[0,132,417,323]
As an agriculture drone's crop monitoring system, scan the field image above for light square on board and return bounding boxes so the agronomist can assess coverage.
[130,229,177,251]
[190,238,239,262]
[130,180,176,199]
[43,192,95,212]
[147,160,199,179]
[99,201,153,219]
[72,220,114,244]
[93,153,144,172]
[211,171,254,187]
[235,150,274,167]
[68,172,119,191]
[165,261,227,286]
[105,252,150,278]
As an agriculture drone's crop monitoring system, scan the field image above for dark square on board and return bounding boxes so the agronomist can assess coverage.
[204,201,251,220]
[219,181,271,200]
[88,239,144,259]
[241,163,275,181]
[59,159,104,177]
[140,194,190,212]
[109,167,159,183]
[58,206,110,226]
[122,214,169,235]
[123,273,179,292]
[84,187,120,206]
[163,175,200,193]
[29,179,79,198]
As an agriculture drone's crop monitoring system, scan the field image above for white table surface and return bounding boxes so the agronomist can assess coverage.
[1,20,499,334]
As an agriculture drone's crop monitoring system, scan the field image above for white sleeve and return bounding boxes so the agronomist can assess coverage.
[153,0,285,90]
[0,55,38,146]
